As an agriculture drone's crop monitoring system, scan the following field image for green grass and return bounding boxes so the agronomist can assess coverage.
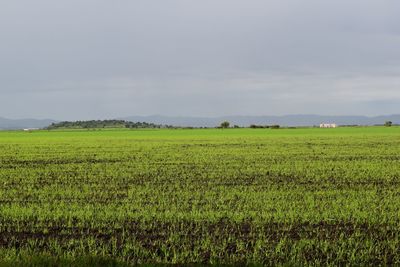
[0,127,399,265]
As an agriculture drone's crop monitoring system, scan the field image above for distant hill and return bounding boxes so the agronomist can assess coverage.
[0,117,56,130]
[46,120,168,130]
[121,115,400,127]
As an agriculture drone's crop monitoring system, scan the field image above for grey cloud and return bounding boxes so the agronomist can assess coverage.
[0,0,399,119]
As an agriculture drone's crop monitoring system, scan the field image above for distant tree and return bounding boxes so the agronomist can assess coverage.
[385,121,393,127]
[220,121,230,128]
[249,124,270,129]
[233,125,240,128]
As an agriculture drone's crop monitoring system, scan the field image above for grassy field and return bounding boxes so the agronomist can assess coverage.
[0,127,400,265]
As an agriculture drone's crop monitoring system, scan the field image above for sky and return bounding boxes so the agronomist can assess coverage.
[1,0,400,120]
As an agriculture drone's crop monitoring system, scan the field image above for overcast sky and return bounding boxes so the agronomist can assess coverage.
[1,0,399,120]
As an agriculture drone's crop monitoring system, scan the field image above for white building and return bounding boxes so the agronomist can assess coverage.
[23,128,39,132]
[320,123,337,128]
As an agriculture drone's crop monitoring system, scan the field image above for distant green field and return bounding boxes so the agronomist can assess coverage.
[0,127,400,265]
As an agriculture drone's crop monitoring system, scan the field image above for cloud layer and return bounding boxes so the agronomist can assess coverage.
[1,0,399,119]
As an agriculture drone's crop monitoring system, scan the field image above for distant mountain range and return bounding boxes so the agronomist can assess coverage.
[0,117,56,130]
[1,115,399,129]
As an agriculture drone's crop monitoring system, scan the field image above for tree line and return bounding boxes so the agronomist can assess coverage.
[46,120,173,129]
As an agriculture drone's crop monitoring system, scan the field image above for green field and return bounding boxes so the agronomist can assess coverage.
[1,127,400,265]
